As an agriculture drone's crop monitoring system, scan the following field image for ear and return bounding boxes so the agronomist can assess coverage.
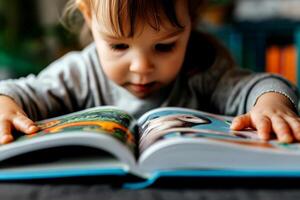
[77,0,92,28]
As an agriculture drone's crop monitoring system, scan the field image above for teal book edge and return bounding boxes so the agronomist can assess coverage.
[0,168,127,180]
[1,167,300,189]
[123,169,300,189]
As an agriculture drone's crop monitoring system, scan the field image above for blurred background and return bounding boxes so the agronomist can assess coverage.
[0,0,78,79]
[1,0,300,89]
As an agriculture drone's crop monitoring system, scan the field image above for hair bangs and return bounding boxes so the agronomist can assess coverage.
[91,0,185,38]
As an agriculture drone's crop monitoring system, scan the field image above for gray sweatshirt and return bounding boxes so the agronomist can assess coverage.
[0,31,298,120]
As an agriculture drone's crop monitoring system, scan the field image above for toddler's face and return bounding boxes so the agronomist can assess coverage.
[90,1,191,98]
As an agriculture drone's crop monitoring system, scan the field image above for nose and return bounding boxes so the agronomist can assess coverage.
[129,52,154,74]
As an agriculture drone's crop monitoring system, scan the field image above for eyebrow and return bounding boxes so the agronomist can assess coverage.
[101,28,185,41]
[101,33,127,40]
[156,28,185,41]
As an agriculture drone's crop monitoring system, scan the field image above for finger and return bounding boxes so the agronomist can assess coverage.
[270,116,293,143]
[252,116,272,141]
[12,115,39,134]
[284,116,300,141]
[230,114,252,130]
[0,120,14,144]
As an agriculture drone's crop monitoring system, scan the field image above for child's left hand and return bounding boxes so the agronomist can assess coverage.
[230,92,300,143]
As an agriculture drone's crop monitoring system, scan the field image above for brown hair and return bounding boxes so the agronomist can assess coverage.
[63,0,206,45]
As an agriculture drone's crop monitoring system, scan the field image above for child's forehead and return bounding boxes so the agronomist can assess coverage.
[93,15,185,40]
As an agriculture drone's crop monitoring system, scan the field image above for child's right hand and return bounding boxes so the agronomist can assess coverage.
[0,95,39,144]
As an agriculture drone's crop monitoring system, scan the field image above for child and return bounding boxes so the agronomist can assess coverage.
[0,0,299,145]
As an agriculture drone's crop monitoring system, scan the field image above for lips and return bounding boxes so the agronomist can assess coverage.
[128,82,157,94]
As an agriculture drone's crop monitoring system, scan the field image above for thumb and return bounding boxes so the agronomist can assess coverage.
[12,114,39,134]
[230,113,252,130]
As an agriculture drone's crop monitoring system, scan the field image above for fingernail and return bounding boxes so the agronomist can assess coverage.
[0,135,13,144]
[259,134,268,141]
[28,125,38,132]
[230,121,237,129]
[279,134,293,143]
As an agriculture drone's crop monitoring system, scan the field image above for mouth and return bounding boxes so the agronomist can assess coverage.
[126,82,157,95]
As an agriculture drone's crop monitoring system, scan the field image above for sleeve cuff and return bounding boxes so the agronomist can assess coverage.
[247,77,299,113]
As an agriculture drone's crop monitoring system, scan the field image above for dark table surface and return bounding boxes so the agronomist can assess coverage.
[1,177,300,200]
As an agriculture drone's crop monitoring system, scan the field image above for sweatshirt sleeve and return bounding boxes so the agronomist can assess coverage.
[186,31,299,116]
[0,48,93,121]
[214,68,298,116]
[203,51,299,116]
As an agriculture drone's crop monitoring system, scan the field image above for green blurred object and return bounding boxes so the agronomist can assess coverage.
[0,0,44,78]
[0,0,79,79]
[201,25,243,67]
[209,0,233,6]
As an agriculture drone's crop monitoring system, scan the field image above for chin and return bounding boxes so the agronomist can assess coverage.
[132,92,150,99]
[127,89,154,99]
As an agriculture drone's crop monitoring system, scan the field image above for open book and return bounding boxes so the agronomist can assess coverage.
[1,106,300,188]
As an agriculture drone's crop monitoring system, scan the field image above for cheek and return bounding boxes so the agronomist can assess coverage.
[98,52,129,84]
[93,35,130,85]
[158,50,186,82]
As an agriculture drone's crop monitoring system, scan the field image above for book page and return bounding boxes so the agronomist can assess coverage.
[137,107,299,153]
[0,106,138,166]
[36,107,137,152]
[136,107,300,174]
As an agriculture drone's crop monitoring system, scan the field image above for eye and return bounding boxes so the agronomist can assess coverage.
[110,43,129,51]
[155,42,176,52]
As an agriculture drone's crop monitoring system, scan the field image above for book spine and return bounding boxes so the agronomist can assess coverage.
[281,45,297,84]
[255,32,267,72]
[295,28,300,89]
[228,29,243,67]
[265,45,281,75]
